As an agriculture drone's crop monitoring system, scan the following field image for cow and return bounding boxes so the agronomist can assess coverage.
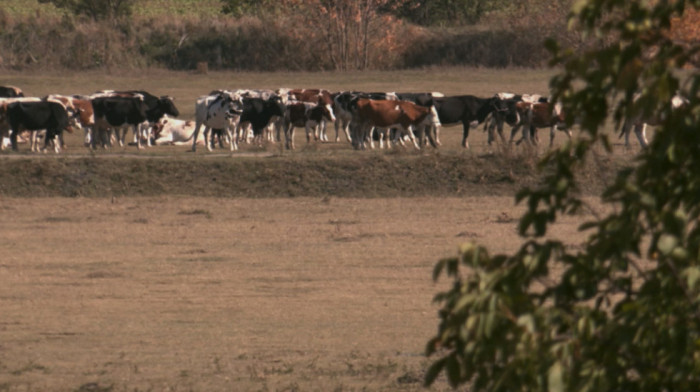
[90,96,149,149]
[152,115,203,145]
[0,86,24,98]
[232,89,286,143]
[43,94,95,151]
[1,99,71,153]
[433,95,517,149]
[238,96,287,145]
[619,93,688,148]
[286,89,336,142]
[191,91,244,152]
[396,92,443,147]
[484,93,547,145]
[284,101,335,150]
[94,90,179,147]
[350,98,440,150]
[0,97,42,149]
[511,101,569,146]
[333,91,399,144]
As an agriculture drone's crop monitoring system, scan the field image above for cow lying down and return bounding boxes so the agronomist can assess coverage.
[152,115,206,146]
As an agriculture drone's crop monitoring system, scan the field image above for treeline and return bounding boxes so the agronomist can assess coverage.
[0,0,581,71]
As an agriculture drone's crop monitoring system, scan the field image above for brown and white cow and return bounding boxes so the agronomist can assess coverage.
[287,89,336,142]
[511,101,570,146]
[284,101,335,150]
[350,98,440,150]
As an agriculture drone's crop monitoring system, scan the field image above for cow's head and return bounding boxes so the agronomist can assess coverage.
[224,97,244,118]
[493,98,520,126]
[267,96,286,117]
[159,96,180,117]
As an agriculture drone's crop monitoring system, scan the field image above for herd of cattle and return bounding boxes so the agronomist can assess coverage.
[0,84,661,154]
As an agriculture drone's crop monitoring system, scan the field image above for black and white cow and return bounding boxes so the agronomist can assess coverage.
[90,96,149,149]
[2,99,70,152]
[93,90,179,147]
[238,96,287,145]
[192,91,244,152]
[433,95,518,148]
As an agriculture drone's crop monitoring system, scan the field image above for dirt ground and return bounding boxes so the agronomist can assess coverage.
[0,196,600,392]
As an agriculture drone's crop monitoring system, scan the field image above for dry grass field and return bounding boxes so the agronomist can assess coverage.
[0,68,637,391]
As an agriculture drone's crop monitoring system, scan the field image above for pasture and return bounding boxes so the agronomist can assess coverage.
[0,68,634,391]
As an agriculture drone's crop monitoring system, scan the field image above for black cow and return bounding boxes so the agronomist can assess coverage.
[91,96,148,149]
[109,90,179,146]
[5,100,69,152]
[238,96,286,145]
[434,95,517,148]
[0,86,24,98]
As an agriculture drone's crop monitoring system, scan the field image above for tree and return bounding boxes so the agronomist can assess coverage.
[281,0,411,71]
[389,0,509,26]
[38,0,134,21]
[426,0,700,390]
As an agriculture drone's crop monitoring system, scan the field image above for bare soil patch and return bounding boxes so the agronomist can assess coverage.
[0,196,601,391]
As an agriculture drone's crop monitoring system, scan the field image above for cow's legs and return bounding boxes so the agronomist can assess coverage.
[550,126,557,147]
[405,126,421,150]
[10,128,20,151]
[461,122,471,149]
[226,126,238,151]
[285,123,296,150]
[135,124,143,149]
[191,122,203,152]
[30,130,40,152]
[424,125,438,148]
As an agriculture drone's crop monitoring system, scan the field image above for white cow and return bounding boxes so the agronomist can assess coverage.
[153,115,203,145]
[191,91,243,152]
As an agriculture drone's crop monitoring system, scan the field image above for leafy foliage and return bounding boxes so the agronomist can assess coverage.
[426,0,700,390]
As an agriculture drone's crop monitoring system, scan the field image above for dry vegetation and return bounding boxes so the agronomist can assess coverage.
[0,69,640,391]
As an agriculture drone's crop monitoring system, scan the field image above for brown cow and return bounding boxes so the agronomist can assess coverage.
[351,98,440,150]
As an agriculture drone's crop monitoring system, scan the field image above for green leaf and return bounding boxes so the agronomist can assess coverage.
[548,361,565,392]
[684,267,700,290]
[657,234,678,256]
[517,314,536,333]
[446,355,461,388]
[423,357,446,387]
